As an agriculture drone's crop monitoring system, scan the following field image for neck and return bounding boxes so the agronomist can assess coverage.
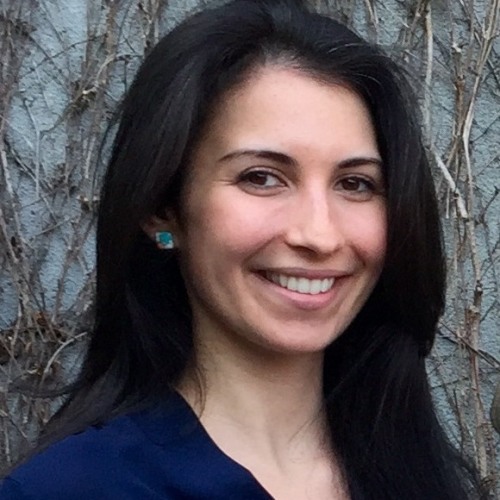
[178,329,328,466]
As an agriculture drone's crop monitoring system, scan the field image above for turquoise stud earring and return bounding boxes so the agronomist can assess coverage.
[155,231,174,250]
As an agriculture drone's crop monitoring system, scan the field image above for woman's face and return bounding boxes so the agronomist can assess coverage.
[170,66,386,355]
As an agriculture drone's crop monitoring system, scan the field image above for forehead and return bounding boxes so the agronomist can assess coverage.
[196,65,378,158]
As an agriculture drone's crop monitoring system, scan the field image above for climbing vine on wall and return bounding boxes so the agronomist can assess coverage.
[0,0,498,493]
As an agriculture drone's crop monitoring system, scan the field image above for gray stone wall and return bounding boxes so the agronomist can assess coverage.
[1,0,498,491]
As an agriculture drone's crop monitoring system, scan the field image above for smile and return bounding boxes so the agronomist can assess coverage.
[265,272,335,295]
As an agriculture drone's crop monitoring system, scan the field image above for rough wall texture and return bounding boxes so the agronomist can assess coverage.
[0,0,499,492]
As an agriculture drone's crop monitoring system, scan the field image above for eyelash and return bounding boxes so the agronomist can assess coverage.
[237,169,384,197]
[237,169,285,190]
[338,176,377,193]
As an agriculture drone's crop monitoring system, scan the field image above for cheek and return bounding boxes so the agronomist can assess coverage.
[348,206,387,267]
[183,192,283,257]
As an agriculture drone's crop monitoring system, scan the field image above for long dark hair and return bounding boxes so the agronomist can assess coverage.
[25,0,481,497]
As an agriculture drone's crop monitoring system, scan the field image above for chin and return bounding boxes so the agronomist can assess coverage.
[251,329,342,357]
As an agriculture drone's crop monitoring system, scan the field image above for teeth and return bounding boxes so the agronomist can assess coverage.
[320,279,332,293]
[279,275,287,288]
[309,279,322,294]
[267,273,335,295]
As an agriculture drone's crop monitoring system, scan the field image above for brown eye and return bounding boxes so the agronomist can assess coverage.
[340,177,373,192]
[239,170,284,188]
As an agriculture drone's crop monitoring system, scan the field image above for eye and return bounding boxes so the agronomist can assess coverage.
[339,176,374,192]
[238,170,286,190]
[337,175,384,200]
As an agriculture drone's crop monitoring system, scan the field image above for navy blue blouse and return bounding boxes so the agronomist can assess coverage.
[0,393,273,499]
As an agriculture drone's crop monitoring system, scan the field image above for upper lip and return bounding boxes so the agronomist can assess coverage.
[260,267,345,279]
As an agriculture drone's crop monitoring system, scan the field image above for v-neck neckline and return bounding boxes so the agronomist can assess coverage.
[130,391,274,499]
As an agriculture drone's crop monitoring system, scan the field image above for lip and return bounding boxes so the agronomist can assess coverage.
[254,271,342,311]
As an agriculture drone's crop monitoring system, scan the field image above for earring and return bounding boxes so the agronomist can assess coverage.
[155,231,174,249]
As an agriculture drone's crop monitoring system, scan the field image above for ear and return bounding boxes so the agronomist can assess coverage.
[141,211,181,248]
[141,215,170,238]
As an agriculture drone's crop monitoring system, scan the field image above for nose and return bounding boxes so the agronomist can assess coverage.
[285,188,345,256]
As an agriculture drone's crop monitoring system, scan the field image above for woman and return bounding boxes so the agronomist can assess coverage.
[0,0,482,498]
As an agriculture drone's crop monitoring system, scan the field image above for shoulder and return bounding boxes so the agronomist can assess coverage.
[0,394,272,500]
[0,409,167,500]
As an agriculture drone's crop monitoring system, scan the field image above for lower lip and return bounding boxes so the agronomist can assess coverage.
[254,273,340,311]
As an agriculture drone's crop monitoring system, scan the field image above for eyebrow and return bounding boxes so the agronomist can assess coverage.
[218,149,383,169]
[218,149,298,167]
[337,156,383,169]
